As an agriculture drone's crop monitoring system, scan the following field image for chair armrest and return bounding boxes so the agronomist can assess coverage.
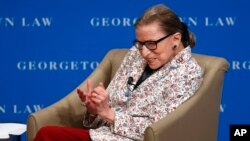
[27,92,86,141]
[26,61,111,141]
[144,88,216,141]
[26,56,112,141]
[26,49,128,141]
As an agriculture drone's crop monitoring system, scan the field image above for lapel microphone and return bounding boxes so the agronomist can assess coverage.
[127,76,136,93]
[127,77,135,85]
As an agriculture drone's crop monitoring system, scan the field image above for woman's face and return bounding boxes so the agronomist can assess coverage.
[135,22,178,70]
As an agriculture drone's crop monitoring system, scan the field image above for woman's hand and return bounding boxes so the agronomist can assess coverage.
[90,82,114,123]
[77,79,98,115]
[77,79,115,123]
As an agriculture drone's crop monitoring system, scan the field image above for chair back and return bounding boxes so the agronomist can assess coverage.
[144,53,229,141]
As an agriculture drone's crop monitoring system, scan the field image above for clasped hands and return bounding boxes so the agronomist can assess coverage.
[77,79,114,123]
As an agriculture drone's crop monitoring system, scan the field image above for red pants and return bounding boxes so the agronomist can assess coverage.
[34,126,91,141]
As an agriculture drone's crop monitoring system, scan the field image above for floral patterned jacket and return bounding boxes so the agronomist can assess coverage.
[83,46,203,141]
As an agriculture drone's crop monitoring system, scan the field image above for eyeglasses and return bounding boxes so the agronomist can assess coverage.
[133,33,173,50]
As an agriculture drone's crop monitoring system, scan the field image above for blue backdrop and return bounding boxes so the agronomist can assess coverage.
[0,0,249,140]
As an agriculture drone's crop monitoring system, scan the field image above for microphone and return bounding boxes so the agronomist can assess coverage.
[127,77,135,85]
[127,76,136,92]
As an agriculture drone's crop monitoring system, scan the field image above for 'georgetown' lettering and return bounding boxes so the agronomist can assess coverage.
[90,17,137,27]
[231,61,250,70]
[17,60,99,71]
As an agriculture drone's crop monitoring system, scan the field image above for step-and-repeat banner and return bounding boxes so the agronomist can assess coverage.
[0,0,249,140]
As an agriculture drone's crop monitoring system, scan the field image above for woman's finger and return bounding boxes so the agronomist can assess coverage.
[87,79,93,95]
[90,96,101,105]
[99,82,105,89]
[77,88,86,102]
[94,85,107,96]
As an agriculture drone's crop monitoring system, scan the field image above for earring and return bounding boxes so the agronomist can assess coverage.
[172,45,177,49]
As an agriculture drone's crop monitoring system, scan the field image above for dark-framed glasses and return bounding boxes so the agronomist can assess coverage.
[133,33,173,50]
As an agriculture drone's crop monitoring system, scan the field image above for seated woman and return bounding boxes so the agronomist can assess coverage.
[34,4,203,141]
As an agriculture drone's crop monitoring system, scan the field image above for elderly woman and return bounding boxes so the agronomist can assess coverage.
[34,4,203,141]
